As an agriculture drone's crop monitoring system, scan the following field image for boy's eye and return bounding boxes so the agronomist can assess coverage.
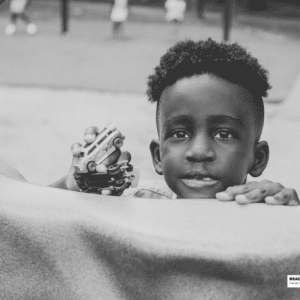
[214,130,234,140]
[171,130,189,139]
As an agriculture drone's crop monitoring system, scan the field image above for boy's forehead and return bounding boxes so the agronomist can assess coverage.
[159,74,254,118]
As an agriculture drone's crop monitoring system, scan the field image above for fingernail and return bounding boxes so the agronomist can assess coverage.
[84,134,96,144]
[96,164,107,174]
[216,192,234,201]
[265,196,276,204]
[85,127,98,134]
[72,147,82,157]
[235,195,248,204]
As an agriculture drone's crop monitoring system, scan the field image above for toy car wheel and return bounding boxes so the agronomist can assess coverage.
[108,164,121,175]
[87,161,97,172]
[113,137,123,148]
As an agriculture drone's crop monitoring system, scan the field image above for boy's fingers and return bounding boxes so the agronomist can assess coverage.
[235,190,264,204]
[89,150,122,175]
[101,189,112,196]
[84,126,99,144]
[216,180,286,203]
[101,149,121,169]
[96,164,107,174]
[234,182,285,205]
[215,191,234,201]
[93,149,126,174]
[216,181,258,201]
[265,189,300,206]
[118,151,131,164]
[71,142,83,157]
[84,126,99,135]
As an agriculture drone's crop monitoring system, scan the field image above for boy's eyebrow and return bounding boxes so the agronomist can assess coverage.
[208,115,244,127]
[163,114,193,128]
[163,114,244,128]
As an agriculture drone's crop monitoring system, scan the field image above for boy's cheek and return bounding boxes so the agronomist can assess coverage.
[221,167,249,191]
[162,153,183,176]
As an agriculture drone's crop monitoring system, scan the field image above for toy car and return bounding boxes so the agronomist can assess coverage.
[73,123,125,173]
[73,123,139,196]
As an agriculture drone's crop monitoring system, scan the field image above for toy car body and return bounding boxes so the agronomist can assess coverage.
[73,123,125,173]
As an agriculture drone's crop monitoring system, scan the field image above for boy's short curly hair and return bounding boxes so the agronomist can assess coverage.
[146,38,271,139]
[147,38,271,103]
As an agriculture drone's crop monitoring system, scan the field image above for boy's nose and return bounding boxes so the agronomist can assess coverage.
[185,133,216,162]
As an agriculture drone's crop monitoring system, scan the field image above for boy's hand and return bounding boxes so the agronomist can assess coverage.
[216,180,299,206]
[66,149,121,194]
[66,126,124,195]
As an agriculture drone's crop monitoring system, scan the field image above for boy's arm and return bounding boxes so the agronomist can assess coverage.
[48,156,82,191]
[48,175,69,190]
[48,151,121,193]
[0,159,27,182]
[216,180,299,206]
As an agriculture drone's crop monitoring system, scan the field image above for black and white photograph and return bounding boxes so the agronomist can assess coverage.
[0,0,300,298]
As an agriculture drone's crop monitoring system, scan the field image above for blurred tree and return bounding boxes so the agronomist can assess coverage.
[188,0,206,19]
[243,0,268,12]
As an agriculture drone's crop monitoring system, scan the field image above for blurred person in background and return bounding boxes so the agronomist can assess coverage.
[164,0,186,35]
[5,0,37,36]
[110,0,130,39]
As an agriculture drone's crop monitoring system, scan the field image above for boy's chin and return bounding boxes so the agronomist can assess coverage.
[178,193,217,199]
[172,180,225,199]
[175,189,218,199]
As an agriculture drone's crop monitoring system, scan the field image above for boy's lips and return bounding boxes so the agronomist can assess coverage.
[181,171,219,189]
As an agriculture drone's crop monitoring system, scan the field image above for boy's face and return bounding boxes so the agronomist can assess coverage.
[150,74,268,199]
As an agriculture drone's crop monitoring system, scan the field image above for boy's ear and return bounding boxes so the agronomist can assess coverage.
[150,138,163,175]
[249,141,269,177]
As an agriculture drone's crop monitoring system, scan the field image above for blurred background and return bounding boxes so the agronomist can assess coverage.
[0,0,300,190]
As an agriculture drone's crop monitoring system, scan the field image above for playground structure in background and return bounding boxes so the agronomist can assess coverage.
[60,0,235,41]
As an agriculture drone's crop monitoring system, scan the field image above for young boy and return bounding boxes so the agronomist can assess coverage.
[56,38,299,205]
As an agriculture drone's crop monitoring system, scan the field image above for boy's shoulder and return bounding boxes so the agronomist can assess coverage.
[123,180,174,199]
